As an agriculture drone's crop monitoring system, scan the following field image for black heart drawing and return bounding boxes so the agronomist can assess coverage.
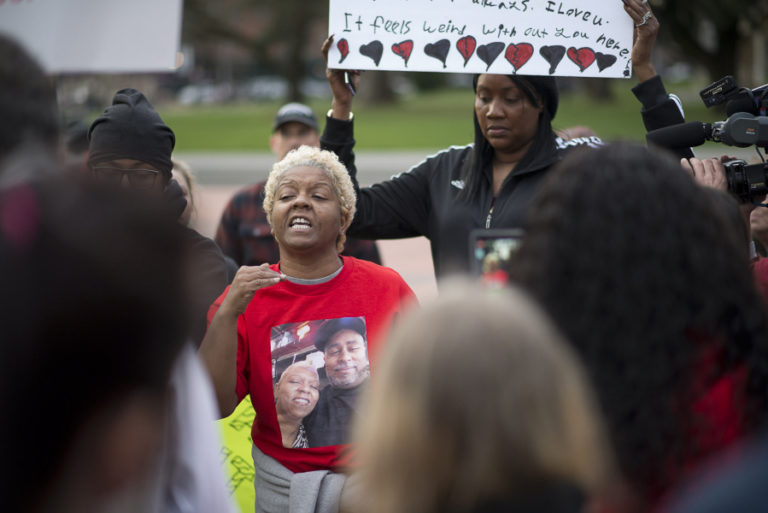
[539,45,565,75]
[424,39,450,68]
[360,41,384,66]
[596,52,617,72]
[476,42,504,71]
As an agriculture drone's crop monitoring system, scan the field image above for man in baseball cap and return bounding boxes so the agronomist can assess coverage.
[214,103,381,267]
[272,102,319,133]
[269,102,320,159]
[303,316,370,447]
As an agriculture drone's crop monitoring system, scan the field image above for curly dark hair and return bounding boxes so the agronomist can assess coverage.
[511,142,768,505]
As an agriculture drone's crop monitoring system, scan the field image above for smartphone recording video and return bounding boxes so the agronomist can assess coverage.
[469,228,524,288]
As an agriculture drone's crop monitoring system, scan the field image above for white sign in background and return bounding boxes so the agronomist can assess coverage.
[329,0,634,78]
[0,0,183,73]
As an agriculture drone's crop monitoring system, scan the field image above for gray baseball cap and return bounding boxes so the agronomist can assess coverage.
[273,102,319,132]
[314,317,366,352]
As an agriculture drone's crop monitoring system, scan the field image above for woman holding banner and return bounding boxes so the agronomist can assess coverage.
[322,45,589,277]
[321,0,670,278]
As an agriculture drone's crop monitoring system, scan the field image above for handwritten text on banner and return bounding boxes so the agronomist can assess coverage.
[328,0,634,78]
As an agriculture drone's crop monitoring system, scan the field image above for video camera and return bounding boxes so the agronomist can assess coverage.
[646,76,768,203]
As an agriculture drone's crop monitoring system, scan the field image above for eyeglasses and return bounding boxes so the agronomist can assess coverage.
[90,166,161,190]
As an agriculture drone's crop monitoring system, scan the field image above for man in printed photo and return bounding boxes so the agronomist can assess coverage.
[304,317,370,447]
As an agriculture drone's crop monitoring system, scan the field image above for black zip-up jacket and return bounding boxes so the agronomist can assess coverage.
[322,115,601,277]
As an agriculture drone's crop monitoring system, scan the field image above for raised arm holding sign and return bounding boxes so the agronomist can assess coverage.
[321,1,673,278]
[322,34,604,277]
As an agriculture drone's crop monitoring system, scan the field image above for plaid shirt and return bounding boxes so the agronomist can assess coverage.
[215,181,381,266]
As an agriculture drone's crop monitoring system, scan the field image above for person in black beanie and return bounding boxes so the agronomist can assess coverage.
[88,88,176,191]
[88,88,233,345]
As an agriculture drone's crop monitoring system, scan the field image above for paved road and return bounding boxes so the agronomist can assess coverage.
[177,150,433,186]
[177,146,755,187]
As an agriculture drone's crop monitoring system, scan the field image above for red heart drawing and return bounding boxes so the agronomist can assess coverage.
[391,40,414,67]
[337,38,349,64]
[456,36,476,67]
[567,47,596,72]
[505,43,534,72]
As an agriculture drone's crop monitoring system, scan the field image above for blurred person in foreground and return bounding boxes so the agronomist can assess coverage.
[0,175,187,513]
[663,154,768,513]
[750,197,768,257]
[666,429,768,513]
[86,90,237,512]
[201,146,415,513]
[215,102,381,267]
[0,34,59,176]
[348,281,619,513]
[87,88,233,344]
[511,142,768,511]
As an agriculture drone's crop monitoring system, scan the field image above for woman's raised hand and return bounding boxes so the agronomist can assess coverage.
[221,264,285,317]
[623,0,660,83]
[322,35,360,120]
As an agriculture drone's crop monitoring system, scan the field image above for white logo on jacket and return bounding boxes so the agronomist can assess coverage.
[556,136,603,150]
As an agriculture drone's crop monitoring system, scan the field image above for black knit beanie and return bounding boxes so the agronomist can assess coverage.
[87,88,175,177]
[472,74,559,120]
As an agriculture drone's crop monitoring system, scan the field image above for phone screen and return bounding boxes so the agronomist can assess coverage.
[469,228,524,287]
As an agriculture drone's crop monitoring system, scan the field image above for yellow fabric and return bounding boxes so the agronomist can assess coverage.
[218,397,257,512]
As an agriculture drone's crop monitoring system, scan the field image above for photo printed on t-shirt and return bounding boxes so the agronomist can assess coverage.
[271,316,370,448]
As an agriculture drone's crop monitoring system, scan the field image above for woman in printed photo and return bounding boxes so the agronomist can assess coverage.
[274,361,320,449]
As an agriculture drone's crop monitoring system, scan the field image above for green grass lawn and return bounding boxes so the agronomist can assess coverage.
[160,80,723,152]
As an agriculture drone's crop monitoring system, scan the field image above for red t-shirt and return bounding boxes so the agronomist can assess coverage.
[208,257,416,473]
[649,332,749,511]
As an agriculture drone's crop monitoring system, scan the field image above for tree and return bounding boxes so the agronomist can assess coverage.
[260,0,328,101]
[651,0,768,85]
[181,0,329,102]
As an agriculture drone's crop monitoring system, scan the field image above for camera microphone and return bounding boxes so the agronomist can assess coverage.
[718,112,768,147]
[646,121,712,150]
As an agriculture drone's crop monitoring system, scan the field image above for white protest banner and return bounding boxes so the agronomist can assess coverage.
[0,0,183,73]
[328,0,634,78]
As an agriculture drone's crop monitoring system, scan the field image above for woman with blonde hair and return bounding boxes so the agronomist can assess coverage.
[350,281,615,513]
[200,145,415,512]
[171,158,197,226]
